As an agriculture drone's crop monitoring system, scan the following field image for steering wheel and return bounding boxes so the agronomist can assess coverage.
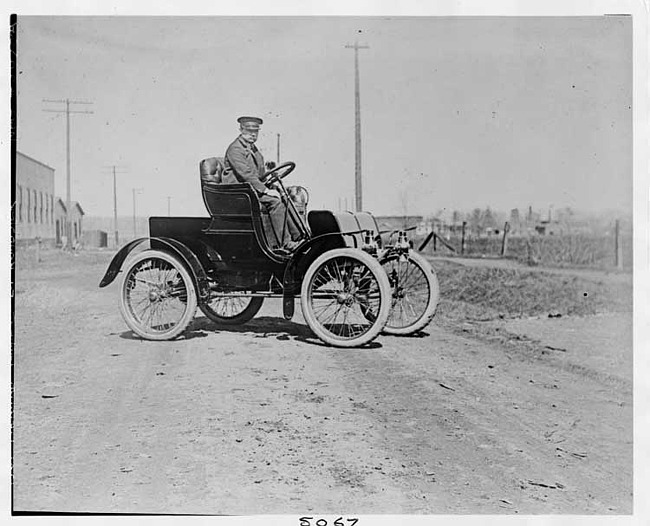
[261,161,296,185]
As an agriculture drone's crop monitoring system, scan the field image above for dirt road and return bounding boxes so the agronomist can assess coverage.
[13,251,632,514]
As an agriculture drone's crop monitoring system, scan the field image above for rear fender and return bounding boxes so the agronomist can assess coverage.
[98,238,149,288]
[98,237,211,302]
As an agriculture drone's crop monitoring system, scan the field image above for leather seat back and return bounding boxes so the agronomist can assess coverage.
[199,157,224,184]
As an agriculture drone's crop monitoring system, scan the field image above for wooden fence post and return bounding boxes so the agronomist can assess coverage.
[461,221,467,255]
[500,222,510,257]
[615,219,623,269]
[417,231,434,252]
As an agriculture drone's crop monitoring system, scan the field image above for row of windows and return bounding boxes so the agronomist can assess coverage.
[17,185,54,225]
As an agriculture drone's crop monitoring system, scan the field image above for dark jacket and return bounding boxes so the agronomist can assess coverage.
[222,136,267,194]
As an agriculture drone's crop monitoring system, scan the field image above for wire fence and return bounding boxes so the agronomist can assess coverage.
[416,229,632,271]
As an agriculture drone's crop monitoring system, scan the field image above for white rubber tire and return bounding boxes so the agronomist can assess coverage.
[300,248,392,348]
[119,250,197,340]
[381,251,439,335]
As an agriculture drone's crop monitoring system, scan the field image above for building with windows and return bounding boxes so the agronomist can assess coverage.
[15,151,86,247]
[54,199,85,247]
[15,152,56,245]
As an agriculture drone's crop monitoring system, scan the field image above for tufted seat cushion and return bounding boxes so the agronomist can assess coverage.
[199,157,225,184]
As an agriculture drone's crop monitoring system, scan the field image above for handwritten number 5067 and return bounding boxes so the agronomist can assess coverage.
[299,518,359,526]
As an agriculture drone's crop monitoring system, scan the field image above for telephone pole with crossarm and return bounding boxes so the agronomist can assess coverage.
[103,165,128,248]
[345,41,369,212]
[43,98,94,249]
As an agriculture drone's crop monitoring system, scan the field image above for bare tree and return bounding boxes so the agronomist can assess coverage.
[469,208,482,235]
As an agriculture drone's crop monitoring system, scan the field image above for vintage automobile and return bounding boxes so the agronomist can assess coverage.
[99,158,439,348]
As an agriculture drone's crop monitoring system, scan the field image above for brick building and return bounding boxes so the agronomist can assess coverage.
[15,151,85,247]
[15,152,56,245]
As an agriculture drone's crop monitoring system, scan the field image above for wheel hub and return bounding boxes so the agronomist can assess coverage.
[336,292,355,306]
[148,289,163,302]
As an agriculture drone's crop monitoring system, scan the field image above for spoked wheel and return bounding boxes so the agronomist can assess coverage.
[119,250,197,340]
[200,295,264,325]
[301,248,391,348]
[380,251,439,335]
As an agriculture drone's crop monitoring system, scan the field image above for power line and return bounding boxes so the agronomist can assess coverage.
[345,41,369,212]
[43,98,94,249]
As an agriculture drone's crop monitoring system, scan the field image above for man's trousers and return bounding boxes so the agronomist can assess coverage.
[259,194,301,248]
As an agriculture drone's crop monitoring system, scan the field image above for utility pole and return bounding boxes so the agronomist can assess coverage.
[461,221,467,255]
[277,133,281,165]
[132,188,143,239]
[104,165,127,248]
[345,41,369,212]
[113,167,118,246]
[43,99,93,249]
[615,219,623,269]
[167,196,172,216]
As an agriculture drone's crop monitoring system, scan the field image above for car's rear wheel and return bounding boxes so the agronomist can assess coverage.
[200,295,264,325]
[301,248,391,348]
[380,251,439,335]
[119,250,197,340]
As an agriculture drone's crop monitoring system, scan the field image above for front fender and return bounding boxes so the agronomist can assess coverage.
[98,237,211,302]
[281,230,366,319]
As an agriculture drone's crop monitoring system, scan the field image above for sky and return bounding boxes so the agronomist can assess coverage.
[15,15,633,219]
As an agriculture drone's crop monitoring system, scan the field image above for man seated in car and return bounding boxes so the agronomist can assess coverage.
[222,116,303,252]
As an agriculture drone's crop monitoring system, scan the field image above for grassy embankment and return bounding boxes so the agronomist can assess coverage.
[433,260,631,323]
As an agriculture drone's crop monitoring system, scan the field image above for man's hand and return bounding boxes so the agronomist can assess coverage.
[264,188,281,199]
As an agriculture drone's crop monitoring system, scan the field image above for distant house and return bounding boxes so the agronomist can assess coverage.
[54,199,85,246]
[416,217,447,237]
[535,220,563,236]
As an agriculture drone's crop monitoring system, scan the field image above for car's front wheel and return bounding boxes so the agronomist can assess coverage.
[300,248,391,348]
[380,251,439,335]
